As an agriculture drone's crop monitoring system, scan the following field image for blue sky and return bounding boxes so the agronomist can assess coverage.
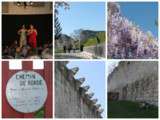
[107,61,119,76]
[67,61,106,117]
[119,2,158,38]
[58,2,105,35]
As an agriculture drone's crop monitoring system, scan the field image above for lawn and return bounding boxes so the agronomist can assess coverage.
[83,32,105,47]
[108,100,158,118]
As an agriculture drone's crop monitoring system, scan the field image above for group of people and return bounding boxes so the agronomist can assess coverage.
[18,24,37,49]
[2,24,53,59]
[2,41,52,59]
[63,44,84,53]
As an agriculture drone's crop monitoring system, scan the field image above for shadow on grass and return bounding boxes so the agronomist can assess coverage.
[108,100,158,118]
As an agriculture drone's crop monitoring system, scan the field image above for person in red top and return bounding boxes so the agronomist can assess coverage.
[28,24,37,49]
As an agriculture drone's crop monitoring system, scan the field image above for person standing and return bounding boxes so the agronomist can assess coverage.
[18,25,27,48]
[28,24,37,49]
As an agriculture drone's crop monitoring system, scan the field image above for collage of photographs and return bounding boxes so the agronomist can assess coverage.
[1,0,159,119]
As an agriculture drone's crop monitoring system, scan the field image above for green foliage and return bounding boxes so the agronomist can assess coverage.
[108,100,158,118]
[55,48,63,53]
[34,107,44,118]
[82,32,105,47]
[97,32,105,43]
[55,16,62,40]
[55,2,69,40]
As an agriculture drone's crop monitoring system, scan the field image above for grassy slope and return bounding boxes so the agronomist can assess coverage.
[108,100,158,118]
[82,32,105,47]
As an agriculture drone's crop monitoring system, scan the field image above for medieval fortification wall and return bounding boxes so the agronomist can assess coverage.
[108,61,158,106]
[55,61,103,118]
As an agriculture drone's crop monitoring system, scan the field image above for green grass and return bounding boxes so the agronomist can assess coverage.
[83,38,97,46]
[108,100,158,118]
[55,48,63,53]
[82,32,105,47]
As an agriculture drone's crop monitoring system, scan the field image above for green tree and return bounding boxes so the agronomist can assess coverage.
[54,2,69,40]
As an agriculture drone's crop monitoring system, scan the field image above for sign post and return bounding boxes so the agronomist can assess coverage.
[2,61,52,118]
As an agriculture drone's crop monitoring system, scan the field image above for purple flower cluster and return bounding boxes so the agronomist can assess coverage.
[108,2,158,59]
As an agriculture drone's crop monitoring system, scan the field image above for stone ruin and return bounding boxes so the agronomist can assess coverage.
[108,61,158,106]
[55,61,103,118]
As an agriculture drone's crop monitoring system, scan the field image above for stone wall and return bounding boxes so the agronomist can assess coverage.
[108,61,158,106]
[55,61,102,118]
[84,44,105,58]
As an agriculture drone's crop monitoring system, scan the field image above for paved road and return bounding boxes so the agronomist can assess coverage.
[55,51,94,59]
